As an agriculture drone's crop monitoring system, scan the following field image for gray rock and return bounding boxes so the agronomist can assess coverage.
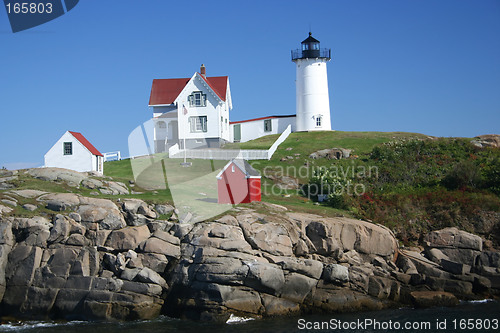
[309,148,351,160]
[38,193,80,208]
[10,190,47,198]
[0,220,14,246]
[66,234,90,246]
[441,259,471,275]
[138,204,157,219]
[120,268,141,281]
[46,200,67,211]
[244,221,293,256]
[5,245,43,286]
[244,261,285,294]
[439,248,481,267]
[425,227,482,251]
[139,253,168,273]
[322,264,349,284]
[20,286,58,315]
[120,280,162,296]
[1,199,17,207]
[0,204,14,214]
[266,256,322,280]
[138,237,180,258]
[105,225,150,251]
[136,267,167,287]
[96,230,111,247]
[152,229,180,245]
[349,266,372,293]
[426,248,450,264]
[368,276,392,299]
[261,293,300,316]
[28,167,86,186]
[48,216,71,243]
[178,212,193,224]
[45,248,79,277]
[280,272,317,303]
[107,181,129,195]
[305,221,340,256]
[69,212,82,222]
[22,204,38,212]
[476,251,500,268]
[396,254,419,275]
[425,276,473,295]
[410,291,459,308]
[170,222,193,239]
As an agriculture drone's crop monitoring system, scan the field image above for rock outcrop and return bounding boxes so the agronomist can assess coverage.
[0,189,499,322]
[309,148,352,160]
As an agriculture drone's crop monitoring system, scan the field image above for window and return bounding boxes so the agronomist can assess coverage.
[63,142,72,155]
[189,116,207,132]
[231,165,235,173]
[315,116,322,127]
[188,91,207,107]
[157,121,166,129]
[264,119,272,132]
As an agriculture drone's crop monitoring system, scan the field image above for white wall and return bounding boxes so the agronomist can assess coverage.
[151,74,232,147]
[176,74,223,142]
[44,131,101,173]
[295,58,331,131]
[230,116,296,143]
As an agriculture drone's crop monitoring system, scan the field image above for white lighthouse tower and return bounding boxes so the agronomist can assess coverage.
[292,32,332,131]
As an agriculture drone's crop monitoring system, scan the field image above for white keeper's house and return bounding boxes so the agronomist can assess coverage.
[149,33,332,153]
[44,131,104,174]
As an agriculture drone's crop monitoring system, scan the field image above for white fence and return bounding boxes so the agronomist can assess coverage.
[103,151,121,162]
[268,124,292,158]
[168,125,292,160]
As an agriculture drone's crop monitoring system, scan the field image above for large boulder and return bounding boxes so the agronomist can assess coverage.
[239,219,293,256]
[28,168,86,186]
[424,227,482,251]
[322,264,349,284]
[410,291,459,308]
[77,198,126,230]
[106,225,151,251]
[291,214,398,258]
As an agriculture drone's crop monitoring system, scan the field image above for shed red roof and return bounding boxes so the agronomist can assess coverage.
[149,75,228,106]
[69,131,103,157]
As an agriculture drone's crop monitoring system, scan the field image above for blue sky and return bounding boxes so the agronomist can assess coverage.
[0,0,499,169]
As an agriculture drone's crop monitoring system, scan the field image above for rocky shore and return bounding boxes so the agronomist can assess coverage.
[0,168,499,322]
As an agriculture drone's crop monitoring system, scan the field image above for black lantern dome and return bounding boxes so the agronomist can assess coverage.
[292,32,331,61]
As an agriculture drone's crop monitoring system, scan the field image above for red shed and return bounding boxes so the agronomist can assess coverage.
[216,159,261,204]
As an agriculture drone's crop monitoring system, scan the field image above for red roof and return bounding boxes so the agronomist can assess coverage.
[149,74,228,106]
[229,115,296,125]
[69,131,103,157]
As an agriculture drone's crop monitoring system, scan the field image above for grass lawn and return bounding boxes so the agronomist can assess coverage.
[99,131,431,215]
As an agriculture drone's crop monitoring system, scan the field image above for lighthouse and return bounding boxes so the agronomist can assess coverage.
[292,32,332,131]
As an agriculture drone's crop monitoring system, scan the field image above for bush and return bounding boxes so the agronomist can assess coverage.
[442,160,482,190]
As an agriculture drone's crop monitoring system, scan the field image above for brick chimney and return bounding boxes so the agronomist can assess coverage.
[200,64,206,78]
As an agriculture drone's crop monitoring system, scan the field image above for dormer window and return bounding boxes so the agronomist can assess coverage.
[188,91,207,107]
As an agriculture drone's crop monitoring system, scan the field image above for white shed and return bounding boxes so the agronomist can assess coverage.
[44,131,104,174]
[230,115,296,143]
